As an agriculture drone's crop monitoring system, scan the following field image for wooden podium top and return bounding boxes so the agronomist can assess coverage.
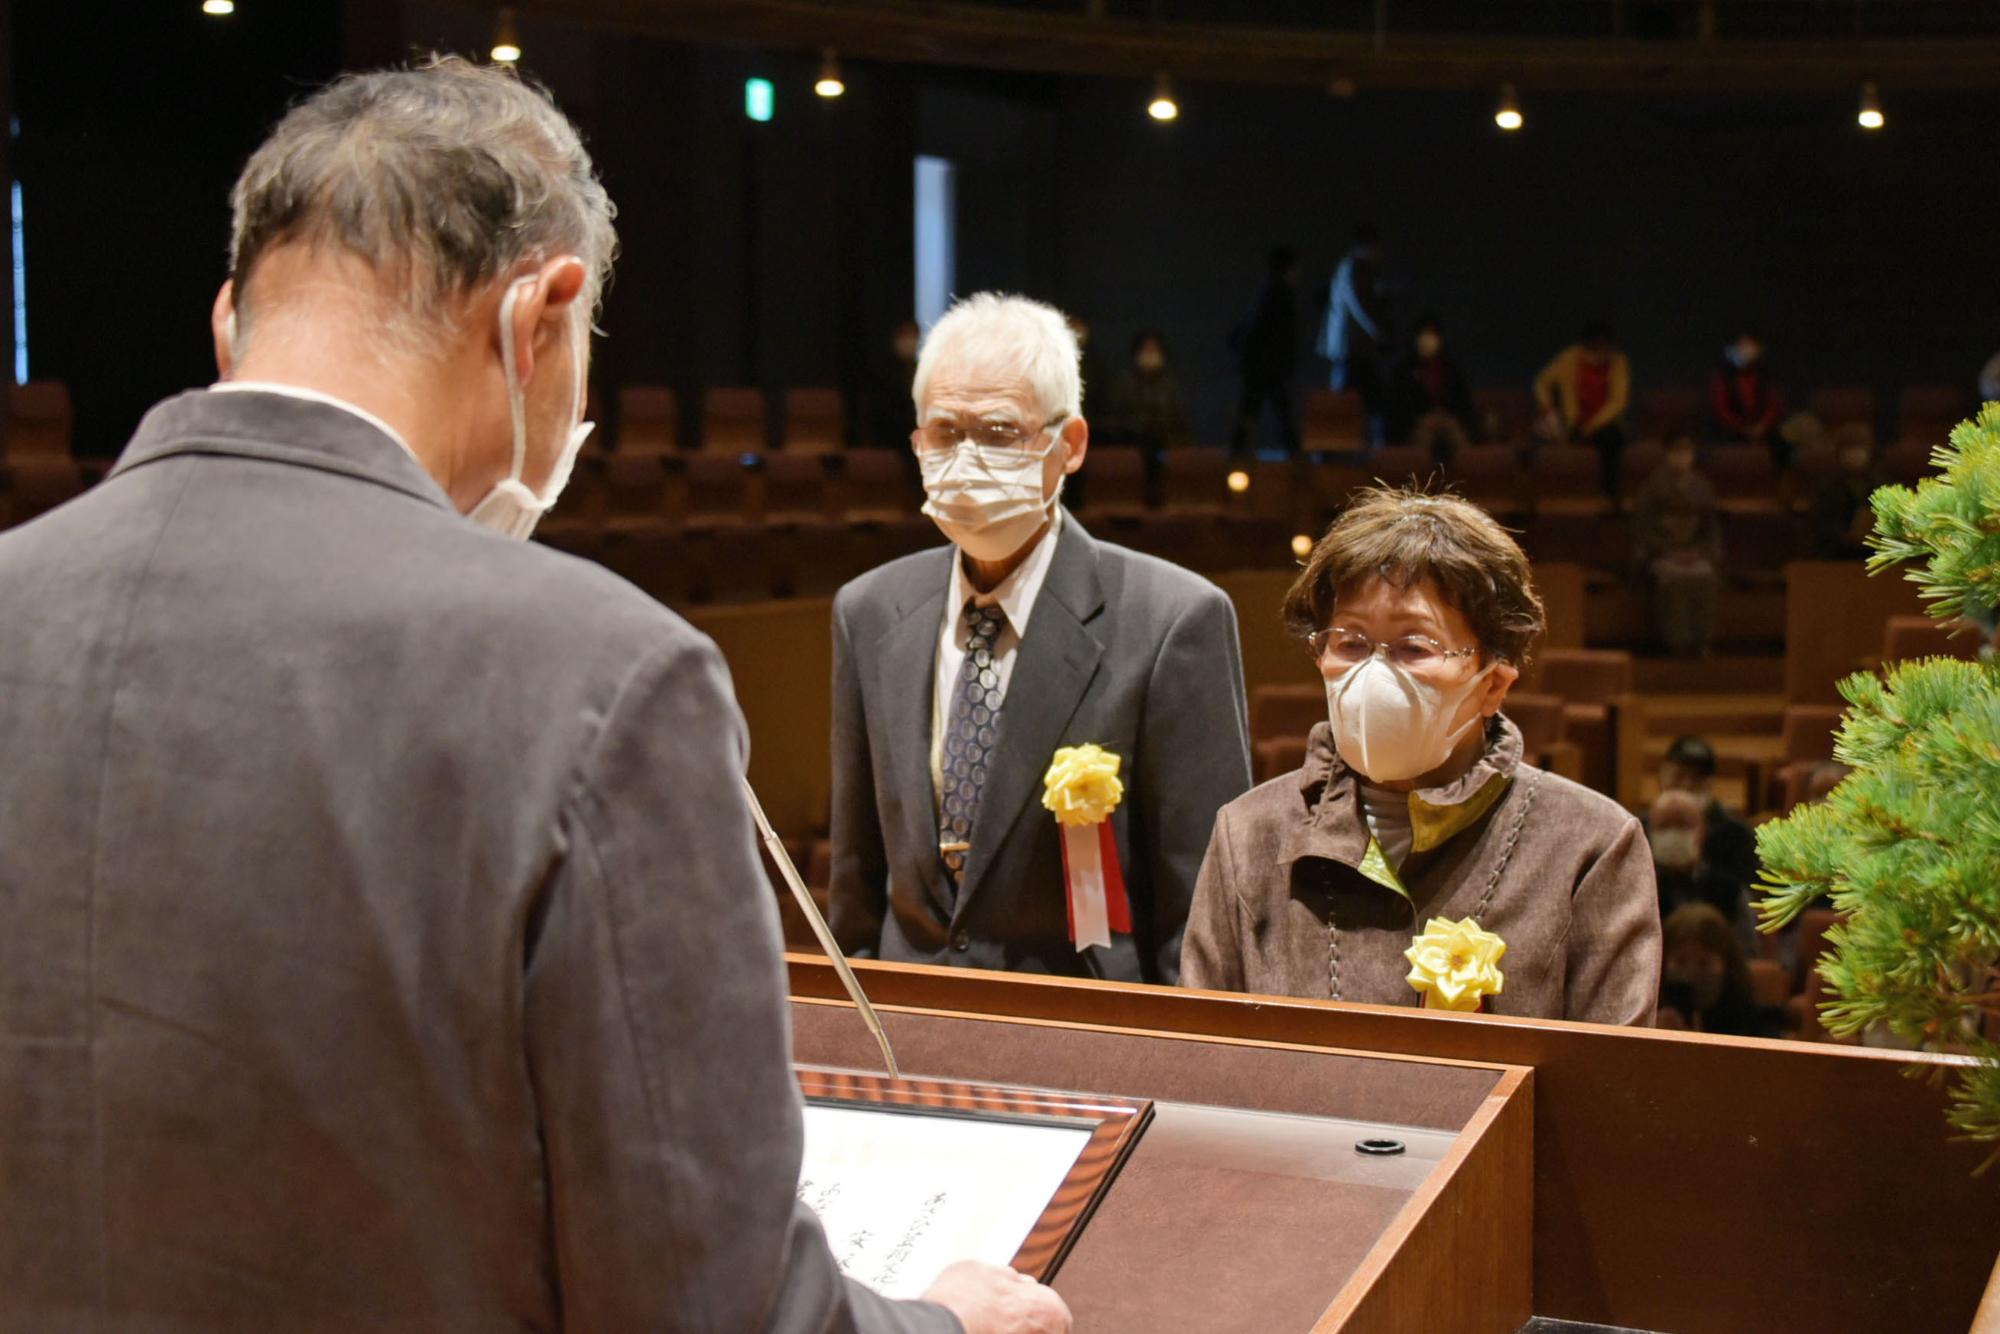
[789,954,1999,1334]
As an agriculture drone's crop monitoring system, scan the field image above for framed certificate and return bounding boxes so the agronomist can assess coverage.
[795,1070,1151,1299]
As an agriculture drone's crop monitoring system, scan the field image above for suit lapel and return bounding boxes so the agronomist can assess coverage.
[873,556,954,921]
[956,522,1107,915]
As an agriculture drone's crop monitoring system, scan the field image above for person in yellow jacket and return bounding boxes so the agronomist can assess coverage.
[1534,319,1631,496]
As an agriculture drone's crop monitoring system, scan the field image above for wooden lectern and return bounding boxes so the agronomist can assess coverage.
[789,955,2000,1334]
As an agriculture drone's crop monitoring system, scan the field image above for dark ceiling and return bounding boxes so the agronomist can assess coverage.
[450,0,2000,90]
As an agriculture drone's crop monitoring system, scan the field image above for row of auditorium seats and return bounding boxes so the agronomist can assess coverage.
[3,377,1980,463]
[537,512,1299,605]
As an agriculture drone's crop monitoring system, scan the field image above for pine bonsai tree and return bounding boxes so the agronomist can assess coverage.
[1756,402,2000,1155]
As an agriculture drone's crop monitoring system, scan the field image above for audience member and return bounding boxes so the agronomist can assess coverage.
[1658,904,1784,1038]
[1182,488,1662,1024]
[864,317,922,447]
[1230,245,1302,454]
[1632,435,1723,658]
[1316,224,1391,434]
[1534,319,1631,494]
[1067,313,1109,411]
[831,292,1252,985]
[1646,737,1760,908]
[1647,789,1746,923]
[1384,316,1478,460]
[1808,423,1882,558]
[1805,761,1852,805]
[1710,330,1788,462]
[1101,328,1194,452]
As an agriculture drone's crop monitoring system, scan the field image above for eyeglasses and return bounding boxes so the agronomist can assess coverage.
[1309,626,1479,671]
[913,414,1066,454]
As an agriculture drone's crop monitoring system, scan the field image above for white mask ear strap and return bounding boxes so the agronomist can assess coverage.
[498,282,529,484]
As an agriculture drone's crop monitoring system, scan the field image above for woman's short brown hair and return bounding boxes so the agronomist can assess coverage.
[1282,486,1546,666]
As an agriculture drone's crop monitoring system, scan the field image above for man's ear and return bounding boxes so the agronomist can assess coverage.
[211,281,236,379]
[1060,415,1090,476]
[502,255,589,387]
[1479,661,1520,718]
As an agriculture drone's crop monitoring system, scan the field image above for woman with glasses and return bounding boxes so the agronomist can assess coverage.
[1181,487,1661,1023]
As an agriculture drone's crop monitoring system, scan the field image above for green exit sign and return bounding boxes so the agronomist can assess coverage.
[744,78,774,123]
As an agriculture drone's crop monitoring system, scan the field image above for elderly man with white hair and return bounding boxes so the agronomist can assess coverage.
[830,293,1253,984]
[0,61,1066,1334]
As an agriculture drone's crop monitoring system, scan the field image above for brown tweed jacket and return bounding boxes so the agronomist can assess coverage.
[1182,717,1661,1025]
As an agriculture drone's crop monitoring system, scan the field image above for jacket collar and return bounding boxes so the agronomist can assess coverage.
[108,388,456,514]
[1277,715,1524,872]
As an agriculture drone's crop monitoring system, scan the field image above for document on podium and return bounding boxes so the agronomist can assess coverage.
[795,1070,1152,1298]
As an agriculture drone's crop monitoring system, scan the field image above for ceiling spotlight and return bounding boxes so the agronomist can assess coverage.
[1290,533,1314,560]
[1226,469,1251,494]
[490,6,522,65]
[202,0,235,13]
[814,49,846,99]
[1494,84,1524,132]
[1858,82,1885,130]
[1147,72,1180,122]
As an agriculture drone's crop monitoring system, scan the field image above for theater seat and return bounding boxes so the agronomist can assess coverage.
[1159,447,1230,516]
[1881,614,1980,666]
[1249,682,1324,745]
[1527,445,1607,517]
[3,456,87,525]
[782,388,844,454]
[1707,444,1783,515]
[1367,444,1435,489]
[1444,444,1523,518]
[1301,389,1367,452]
[702,387,768,455]
[5,381,74,458]
[1896,384,1972,442]
[1473,387,1534,446]
[778,520,872,598]
[597,525,691,604]
[1639,386,1704,439]
[839,451,919,521]
[1253,735,1310,784]
[683,453,754,529]
[603,453,670,529]
[689,524,777,603]
[1809,385,1876,431]
[1532,648,1633,795]
[615,385,679,454]
[1075,445,1148,521]
[762,452,831,524]
[1502,691,1566,761]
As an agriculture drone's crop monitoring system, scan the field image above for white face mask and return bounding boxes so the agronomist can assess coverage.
[918,426,1066,563]
[1324,654,1495,784]
[468,282,595,541]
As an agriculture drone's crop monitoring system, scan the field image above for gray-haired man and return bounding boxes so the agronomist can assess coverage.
[0,60,1064,1334]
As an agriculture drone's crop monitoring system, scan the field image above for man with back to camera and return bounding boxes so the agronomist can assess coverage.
[0,59,1064,1334]
[829,293,1254,985]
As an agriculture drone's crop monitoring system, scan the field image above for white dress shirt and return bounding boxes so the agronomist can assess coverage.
[929,510,1064,802]
[210,380,425,467]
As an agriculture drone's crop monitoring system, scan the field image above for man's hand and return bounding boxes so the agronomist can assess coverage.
[920,1261,1072,1334]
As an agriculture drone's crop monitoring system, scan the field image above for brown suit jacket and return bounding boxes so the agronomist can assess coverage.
[1182,718,1661,1025]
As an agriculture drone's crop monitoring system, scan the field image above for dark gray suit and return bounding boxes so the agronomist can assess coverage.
[829,521,1252,984]
[0,389,952,1333]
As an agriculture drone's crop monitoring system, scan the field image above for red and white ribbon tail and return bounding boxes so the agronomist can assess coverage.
[1061,823,1112,950]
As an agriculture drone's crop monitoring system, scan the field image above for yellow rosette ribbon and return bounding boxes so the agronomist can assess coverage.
[1042,743,1124,826]
[1041,744,1130,948]
[1403,917,1507,1012]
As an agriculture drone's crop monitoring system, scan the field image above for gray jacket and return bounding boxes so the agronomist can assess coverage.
[828,521,1253,984]
[0,389,953,1333]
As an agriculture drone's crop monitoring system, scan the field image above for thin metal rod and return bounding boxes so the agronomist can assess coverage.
[739,775,901,1080]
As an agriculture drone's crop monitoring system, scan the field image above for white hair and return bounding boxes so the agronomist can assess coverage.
[912,293,1083,421]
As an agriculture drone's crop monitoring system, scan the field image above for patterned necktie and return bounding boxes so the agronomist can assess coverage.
[940,600,1007,881]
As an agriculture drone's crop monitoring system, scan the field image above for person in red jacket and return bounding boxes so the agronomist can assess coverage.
[1709,331,1788,462]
